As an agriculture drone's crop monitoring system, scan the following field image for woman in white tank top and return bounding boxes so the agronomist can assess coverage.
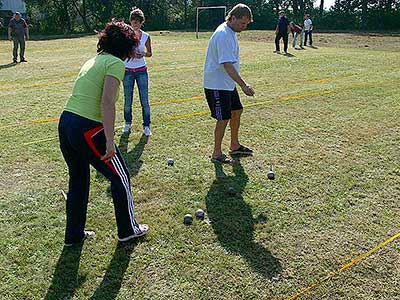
[122,7,153,136]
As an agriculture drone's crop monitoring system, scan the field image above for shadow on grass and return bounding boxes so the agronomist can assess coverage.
[283,52,296,57]
[95,133,148,194]
[206,159,282,279]
[0,62,17,69]
[45,245,85,300]
[91,240,140,300]
[118,133,148,177]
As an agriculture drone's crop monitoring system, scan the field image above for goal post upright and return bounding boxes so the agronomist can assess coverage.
[196,6,227,39]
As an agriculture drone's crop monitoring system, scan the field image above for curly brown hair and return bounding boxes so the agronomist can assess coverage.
[97,20,138,60]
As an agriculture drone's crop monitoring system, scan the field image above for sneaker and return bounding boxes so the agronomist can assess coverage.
[64,230,96,247]
[20,59,27,63]
[122,123,131,133]
[13,59,17,63]
[143,126,152,136]
[118,224,149,242]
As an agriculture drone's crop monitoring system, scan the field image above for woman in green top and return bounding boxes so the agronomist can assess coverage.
[59,20,149,246]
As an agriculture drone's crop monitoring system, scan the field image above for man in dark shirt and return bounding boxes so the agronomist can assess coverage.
[274,11,289,54]
[8,12,29,63]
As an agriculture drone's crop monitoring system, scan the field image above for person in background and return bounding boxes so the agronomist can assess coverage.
[122,7,153,136]
[274,11,290,54]
[289,21,304,49]
[303,14,313,46]
[203,3,255,164]
[58,20,149,247]
[8,12,29,63]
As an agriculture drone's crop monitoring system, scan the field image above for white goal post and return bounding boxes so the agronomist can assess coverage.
[196,6,227,39]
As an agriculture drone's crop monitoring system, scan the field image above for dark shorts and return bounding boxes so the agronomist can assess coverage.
[204,88,243,120]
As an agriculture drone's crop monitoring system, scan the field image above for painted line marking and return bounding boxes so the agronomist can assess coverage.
[0,80,73,91]
[152,95,203,106]
[16,89,336,145]
[287,231,400,300]
[166,89,335,121]
[22,137,58,146]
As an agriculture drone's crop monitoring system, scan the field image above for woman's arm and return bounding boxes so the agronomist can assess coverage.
[100,75,120,162]
[144,36,152,57]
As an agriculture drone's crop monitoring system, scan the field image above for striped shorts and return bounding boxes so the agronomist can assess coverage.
[204,88,243,120]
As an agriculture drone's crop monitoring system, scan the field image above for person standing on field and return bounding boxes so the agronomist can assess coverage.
[122,7,153,136]
[58,20,149,246]
[203,3,255,164]
[274,11,290,54]
[8,12,29,63]
[303,14,313,46]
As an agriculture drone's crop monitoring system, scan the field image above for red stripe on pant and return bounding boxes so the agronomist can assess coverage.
[83,125,118,175]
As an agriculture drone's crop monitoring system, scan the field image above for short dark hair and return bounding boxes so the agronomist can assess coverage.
[129,7,145,23]
[97,20,139,60]
[226,3,253,22]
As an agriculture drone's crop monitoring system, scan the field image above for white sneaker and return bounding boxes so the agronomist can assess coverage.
[118,224,149,242]
[122,123,131,133]
[143,126,152,136]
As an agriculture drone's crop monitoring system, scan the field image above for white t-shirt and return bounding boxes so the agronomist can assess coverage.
[203,22,240,91]
[125,30,149,69]
[304,19,313,31]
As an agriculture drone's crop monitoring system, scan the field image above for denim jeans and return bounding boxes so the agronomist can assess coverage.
[123,70,151,127]
[304,30,313,46]
[292,31,304,48]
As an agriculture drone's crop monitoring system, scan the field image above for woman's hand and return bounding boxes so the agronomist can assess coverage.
[101,140,116,163]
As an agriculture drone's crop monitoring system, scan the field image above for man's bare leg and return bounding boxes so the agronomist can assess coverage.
[212,119,229,158]
[230,109,242,151]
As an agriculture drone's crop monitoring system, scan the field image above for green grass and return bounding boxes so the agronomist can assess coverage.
[0,31,399,300]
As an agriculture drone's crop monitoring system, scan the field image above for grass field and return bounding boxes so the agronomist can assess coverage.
[0,30,399,300]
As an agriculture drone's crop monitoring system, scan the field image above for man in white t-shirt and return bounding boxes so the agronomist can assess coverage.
[303,14,313,46]
[203,3,255,164]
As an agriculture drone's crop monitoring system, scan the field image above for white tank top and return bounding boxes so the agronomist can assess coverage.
[125,30,149,69]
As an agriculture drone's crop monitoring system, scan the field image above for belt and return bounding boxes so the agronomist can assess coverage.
[125,66,147,73]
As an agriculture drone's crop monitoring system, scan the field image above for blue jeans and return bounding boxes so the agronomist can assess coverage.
[123,70,151,127]
[304,30,313,46]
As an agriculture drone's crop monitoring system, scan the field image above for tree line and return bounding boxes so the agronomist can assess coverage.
[13,0,400,33]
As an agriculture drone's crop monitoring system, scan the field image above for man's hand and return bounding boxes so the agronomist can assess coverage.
[101,140,116,163]
[241,84,255,96]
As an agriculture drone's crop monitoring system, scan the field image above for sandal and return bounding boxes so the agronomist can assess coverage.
[229,145,253,155]
[211,153,233,164]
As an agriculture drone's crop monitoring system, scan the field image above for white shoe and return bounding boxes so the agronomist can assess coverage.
[122,123,131,133]
[143,126,152,136]
[118,224,149,242]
